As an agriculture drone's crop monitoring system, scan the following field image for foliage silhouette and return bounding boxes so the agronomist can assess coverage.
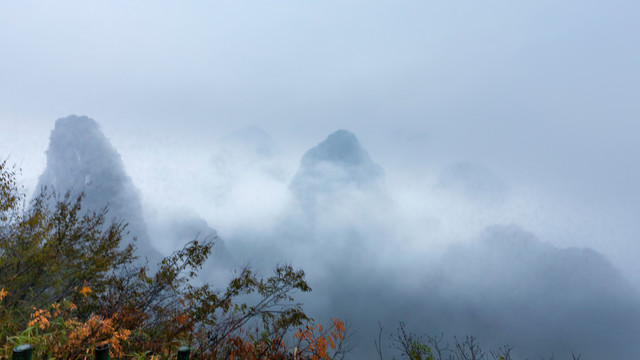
[0,160,346,359]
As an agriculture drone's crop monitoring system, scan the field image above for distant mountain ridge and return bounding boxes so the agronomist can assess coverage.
[217,126,276,158]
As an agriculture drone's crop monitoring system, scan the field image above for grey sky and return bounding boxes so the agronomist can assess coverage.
[3,1,639,246]
[1,2,640,357]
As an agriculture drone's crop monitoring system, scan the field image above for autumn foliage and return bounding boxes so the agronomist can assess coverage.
[0,160,347,359]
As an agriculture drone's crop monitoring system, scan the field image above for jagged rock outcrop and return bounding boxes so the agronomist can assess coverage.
[289,130,384,204]
[36,115,162,266]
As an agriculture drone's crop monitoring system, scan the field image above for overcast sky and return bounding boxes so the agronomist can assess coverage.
[2,3,640,356]
[2,0,639,267]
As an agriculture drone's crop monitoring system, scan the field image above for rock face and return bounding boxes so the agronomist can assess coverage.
[289,130,384,204]
[36,115,162,266]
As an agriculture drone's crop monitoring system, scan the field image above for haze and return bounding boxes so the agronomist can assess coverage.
[2,2,640,359]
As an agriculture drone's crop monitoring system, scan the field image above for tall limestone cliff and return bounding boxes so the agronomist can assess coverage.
[36,115,162,266]
[289,130,384,206]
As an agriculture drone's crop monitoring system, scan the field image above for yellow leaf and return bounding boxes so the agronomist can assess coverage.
[79,286,92,297]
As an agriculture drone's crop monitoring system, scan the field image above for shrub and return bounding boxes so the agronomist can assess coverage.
[0,160,346,359]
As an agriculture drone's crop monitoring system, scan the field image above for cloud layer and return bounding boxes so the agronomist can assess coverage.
[36,116,640,359]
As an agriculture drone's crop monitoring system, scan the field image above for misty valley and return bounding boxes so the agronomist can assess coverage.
[2,115,639,360]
